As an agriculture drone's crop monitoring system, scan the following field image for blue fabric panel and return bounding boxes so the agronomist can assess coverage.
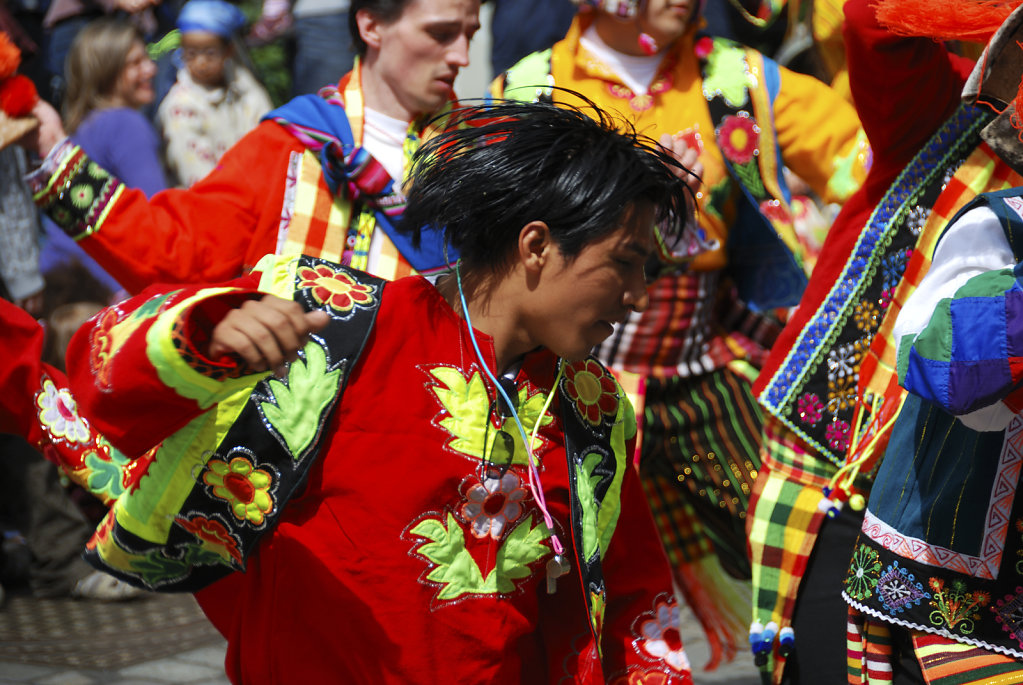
[944,358,1012,414]
[902,351,950,410]
[868,394,1004,554]
[949,295,1007,363]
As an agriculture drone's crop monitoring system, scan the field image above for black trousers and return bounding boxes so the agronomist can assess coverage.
[0,434,94,597]
[781,504,925,685]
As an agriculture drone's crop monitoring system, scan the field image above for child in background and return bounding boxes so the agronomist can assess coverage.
[158,0,273,186]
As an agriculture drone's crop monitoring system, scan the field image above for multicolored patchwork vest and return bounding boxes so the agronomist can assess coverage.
[843,189,1023,658]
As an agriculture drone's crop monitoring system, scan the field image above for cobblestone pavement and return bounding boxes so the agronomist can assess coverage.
[0,590,758,685]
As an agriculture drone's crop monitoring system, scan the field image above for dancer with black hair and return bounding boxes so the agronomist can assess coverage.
[60,101,698,684]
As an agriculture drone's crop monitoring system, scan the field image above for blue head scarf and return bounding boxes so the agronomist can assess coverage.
[177,0,247,38]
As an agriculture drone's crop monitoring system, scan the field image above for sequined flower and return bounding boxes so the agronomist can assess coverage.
[797,393,823,425]
[826,341,860,381]
[564,359,619,426]
[36,378,90,444]
[177,515,242,564]
[905,205,929,236]
[203,456,275,525]
[853,300,880,333]
[881,251,908,292]
[297,263,375,313]
[461,471,527,540]
[636,599,690,673]
[825,419,851,452]
[827,375,857,414]
[718,114,758,165]
[846,544,881,600]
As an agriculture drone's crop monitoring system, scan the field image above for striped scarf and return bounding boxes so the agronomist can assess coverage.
[262,60,456,274]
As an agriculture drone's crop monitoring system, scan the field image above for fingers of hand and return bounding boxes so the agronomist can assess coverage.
[209,296,325,372]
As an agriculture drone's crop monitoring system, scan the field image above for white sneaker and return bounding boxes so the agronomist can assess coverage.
[71,570,145,601]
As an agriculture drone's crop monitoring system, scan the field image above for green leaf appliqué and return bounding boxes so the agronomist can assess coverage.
[259,341,343,460]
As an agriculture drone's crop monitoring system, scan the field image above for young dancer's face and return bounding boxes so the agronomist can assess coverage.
[528,206,655,362]
[181,31,231,88]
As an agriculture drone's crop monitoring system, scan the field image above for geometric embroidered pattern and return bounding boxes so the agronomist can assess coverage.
[877,561,930,615]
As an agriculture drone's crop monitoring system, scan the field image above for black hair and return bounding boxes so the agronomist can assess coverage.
[348,0,414,57]
[400,97,696,272]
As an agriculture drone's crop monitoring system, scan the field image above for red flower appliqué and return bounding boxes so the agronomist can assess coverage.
[297,263,375,313]
[564,359,619,427]
[718,114,759,165]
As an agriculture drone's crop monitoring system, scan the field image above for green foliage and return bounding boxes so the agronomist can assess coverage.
[239,0,292,106]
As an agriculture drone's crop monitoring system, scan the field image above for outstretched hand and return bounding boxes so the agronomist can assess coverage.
[209,294,330,374]
[21,99,66,159]
[659,132,704,197]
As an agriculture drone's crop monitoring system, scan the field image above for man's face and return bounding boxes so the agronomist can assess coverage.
[368,0,481,119]
[527,206,655,362]
[639,0,696,45]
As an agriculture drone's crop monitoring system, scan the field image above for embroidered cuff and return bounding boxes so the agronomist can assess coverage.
[30,142,125,241]
[24,136,73,194]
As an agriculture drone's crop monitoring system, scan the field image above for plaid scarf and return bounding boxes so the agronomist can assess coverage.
[263,60,456,274]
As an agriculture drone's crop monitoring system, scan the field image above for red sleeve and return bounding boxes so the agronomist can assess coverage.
[69,123,303,295]
[843,0,974,175]
[0,300,63,446]
[65,273,264,457]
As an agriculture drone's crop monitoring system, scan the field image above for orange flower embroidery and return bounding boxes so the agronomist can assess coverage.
[297,264,375,313]
[564,359,619,426]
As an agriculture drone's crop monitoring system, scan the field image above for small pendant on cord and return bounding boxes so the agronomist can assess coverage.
[546,554,571,594]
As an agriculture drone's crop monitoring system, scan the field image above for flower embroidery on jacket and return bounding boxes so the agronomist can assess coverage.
[876,561,930,615]
[928,577,989,634]
[634,597,690,673]
[853,300,880,333]
[824,419,851,452]
[177,515,243,565]
[89,308,119,389]
[796,393,823,425]
[845,544,881,601]
[203,455,275,525]
[297,263,375,313]
[70,183,94,208]
[718,114,758,166]
[461,471,528,540]
[36,378,91,444]
[564,359,619,427]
